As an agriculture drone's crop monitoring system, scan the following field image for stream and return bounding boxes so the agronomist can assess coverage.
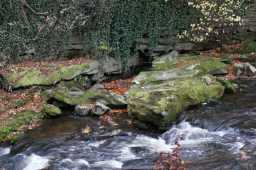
[0,80,256,170]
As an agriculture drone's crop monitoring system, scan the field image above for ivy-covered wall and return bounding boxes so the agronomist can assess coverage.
[0,0,195,62]
[91,0,195,67]
[243,0,256,32]
[0,0,250,65]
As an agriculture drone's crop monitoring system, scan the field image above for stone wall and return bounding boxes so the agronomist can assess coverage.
[242,0,256,33]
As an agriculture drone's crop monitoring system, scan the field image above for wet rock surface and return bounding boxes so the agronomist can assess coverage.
[128,54,229,129]
[128,76,224,129]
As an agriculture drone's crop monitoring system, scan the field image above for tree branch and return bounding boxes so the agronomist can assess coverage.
[21,2,31,30]
[20,0,48,16]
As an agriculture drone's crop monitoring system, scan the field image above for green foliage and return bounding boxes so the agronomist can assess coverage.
[1,0,194,65]
[0,0,247,69]
[89,0,194,70]
[0,0,87,60]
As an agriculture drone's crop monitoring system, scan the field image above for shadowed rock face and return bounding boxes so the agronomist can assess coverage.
[128,54,228,129]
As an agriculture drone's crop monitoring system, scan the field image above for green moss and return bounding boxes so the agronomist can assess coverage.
[49,84,127,107]
[128,76,225,129]
[152,54,199,71]
[133,68,197,86]
[4,63,90,88]
[50,86,97,105]
[129,55,231,129]
[6,69,47,88]
[49,64,90,83]
[153,59,177,71]
[0,110,44,143]
[13,99,27,108]
[42,104,62,117]
[196,59,227,75]
[153,55,227,75]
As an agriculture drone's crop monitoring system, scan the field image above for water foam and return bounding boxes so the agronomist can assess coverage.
[23,154,50,170]
[161,121,237,146]
[129,135,172,153]
[0,147,11,157]
[93,160,123,169]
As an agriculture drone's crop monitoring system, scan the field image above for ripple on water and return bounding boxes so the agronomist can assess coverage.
[0,121,255,170]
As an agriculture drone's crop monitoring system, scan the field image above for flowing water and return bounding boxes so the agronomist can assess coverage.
[0,80,256,170]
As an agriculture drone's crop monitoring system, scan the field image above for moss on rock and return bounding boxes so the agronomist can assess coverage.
[196,59,227,75]
[128,54,229,130]
[152,54,198,71]
[0,110,44,143]
[128,75,224,129]
[152,54,227,75]
[48,85,97,105]
[42,104,62,117]
[4,63,91,89]
[47,84,127,107]
[133,68,198,85]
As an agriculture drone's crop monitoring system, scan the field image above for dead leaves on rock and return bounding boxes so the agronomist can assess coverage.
[0,57,90,76]
[0,89,43,128]
[103,78,133,95]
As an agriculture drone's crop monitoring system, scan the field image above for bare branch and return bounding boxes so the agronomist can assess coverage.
[20,2,31,30]
[20,0,48,16]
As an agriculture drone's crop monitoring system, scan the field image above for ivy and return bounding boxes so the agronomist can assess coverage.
[91,0,193,70]
[1,0,246,68]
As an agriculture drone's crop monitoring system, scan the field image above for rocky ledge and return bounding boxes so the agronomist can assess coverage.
[127,52,235,129]
[0,57,132,143]
[0,52,244,142]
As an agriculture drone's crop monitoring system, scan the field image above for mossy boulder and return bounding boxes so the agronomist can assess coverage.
[128,54,229,129]
[152,54,227,75]
[133,67,198,85]
[2,63,97,89]
[128,75,224,129]
[42,104,62,117]
[46,84,127,107]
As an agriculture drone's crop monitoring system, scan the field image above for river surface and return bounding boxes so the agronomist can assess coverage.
[0,80,256,170]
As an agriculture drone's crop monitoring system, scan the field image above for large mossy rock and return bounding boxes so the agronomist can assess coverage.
[128,54,228,129]
[2,62,99,89]
[45,84,127,107]
[128,75,224,129]
[152,54,227,75]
